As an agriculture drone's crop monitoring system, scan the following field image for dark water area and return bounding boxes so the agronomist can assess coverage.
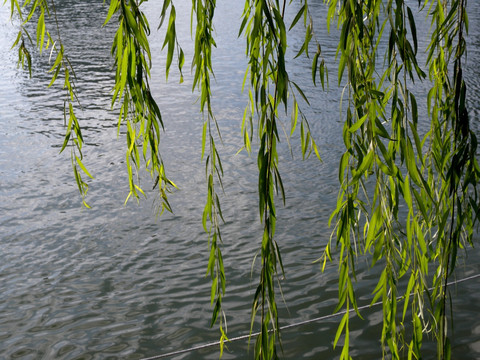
[0,1,479,359]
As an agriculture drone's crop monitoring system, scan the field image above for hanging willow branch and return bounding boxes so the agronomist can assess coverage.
[104,0,177,213]
[9,0,92,207]
[190,0,229,355]
[321,1,479,359]
[240,0,321,358]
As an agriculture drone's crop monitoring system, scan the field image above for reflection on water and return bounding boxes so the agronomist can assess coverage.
[0,1,479,359]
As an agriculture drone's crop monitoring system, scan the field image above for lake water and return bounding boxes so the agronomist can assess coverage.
[1,1,480,359]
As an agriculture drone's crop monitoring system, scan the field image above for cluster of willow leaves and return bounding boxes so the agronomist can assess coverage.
[6,0,479,359]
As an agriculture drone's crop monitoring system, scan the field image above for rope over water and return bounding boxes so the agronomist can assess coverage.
[141,273,480,360]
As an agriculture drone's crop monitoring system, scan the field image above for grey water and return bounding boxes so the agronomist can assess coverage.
[0,1,479,359]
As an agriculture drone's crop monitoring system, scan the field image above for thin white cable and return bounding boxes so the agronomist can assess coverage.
[140,272,480,360]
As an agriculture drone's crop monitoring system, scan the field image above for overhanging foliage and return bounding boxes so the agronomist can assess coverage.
[4,0,479,359]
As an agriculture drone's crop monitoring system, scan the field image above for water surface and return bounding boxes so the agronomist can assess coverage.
[0,1,479,359]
